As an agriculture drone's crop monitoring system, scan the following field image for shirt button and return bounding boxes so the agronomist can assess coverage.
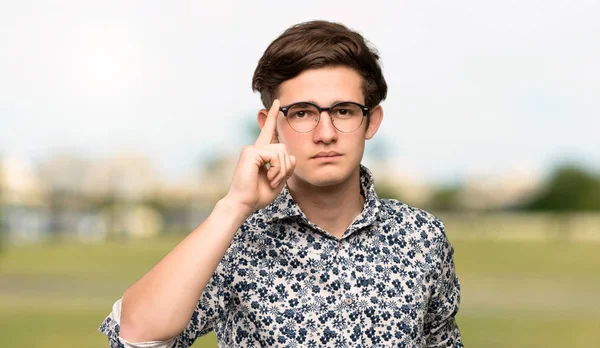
[345,298,352,305]
[338,243,343,251]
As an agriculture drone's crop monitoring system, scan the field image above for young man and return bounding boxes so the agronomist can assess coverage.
[100,20,463,347]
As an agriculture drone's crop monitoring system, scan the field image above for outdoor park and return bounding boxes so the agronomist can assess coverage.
[2,1,599,347]
[1,211,599,347]
[1,141,599,348]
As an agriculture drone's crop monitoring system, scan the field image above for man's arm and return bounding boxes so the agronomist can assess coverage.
[118,197,248,342]
[424,220,463,348]
[114,100,296,343]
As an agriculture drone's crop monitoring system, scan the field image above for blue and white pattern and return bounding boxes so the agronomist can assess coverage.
[100,165,463,347]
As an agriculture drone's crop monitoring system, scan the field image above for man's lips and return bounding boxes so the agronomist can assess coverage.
[312,151,342,158]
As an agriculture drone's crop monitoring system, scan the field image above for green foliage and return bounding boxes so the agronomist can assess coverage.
[426,185,463,212]
[525,165,600,211]
[374,182,402,200]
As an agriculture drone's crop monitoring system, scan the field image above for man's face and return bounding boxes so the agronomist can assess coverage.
[259,65,383,188]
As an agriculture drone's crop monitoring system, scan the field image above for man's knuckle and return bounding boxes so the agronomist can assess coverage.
[241,146,254,155]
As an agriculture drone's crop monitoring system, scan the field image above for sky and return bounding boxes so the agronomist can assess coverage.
[1,0,598,184]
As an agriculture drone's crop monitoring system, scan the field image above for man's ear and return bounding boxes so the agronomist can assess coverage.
[257,109,268,129]
[365,105,384,140]
[257,109,280,143]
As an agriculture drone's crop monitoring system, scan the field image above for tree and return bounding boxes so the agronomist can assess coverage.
[374,182,402,200]
[426,185,464,212]
[525,165,600,211]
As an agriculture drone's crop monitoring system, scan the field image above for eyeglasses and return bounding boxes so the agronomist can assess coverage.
[279,101,371,133]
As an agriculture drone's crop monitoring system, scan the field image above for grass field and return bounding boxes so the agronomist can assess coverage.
[0,235,599,347]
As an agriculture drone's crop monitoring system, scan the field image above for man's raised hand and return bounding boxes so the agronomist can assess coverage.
[224,99,296,216]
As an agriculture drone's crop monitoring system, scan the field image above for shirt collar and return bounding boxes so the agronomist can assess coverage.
[260,164,381,233]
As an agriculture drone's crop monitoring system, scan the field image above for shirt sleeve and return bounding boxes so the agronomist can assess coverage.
[98,298,176,348]
[98,252,233,348]
[424,220,464,348]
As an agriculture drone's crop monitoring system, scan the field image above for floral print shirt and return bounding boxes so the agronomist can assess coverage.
[100,165,463,347]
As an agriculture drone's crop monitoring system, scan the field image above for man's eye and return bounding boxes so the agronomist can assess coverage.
[335,109,353,116]
[292,111,309,118]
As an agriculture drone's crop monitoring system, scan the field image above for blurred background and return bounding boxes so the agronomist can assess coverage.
[1,0,599,347]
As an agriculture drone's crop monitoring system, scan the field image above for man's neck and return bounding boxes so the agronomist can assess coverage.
[287,167,365,239]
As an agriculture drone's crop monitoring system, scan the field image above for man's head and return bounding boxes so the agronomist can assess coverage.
[252,20,387,110]
[253,20,387,188]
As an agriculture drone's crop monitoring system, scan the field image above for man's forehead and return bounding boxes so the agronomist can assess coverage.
[277,67,365,105]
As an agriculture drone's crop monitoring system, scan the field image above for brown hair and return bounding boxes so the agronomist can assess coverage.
[252,20,387,109]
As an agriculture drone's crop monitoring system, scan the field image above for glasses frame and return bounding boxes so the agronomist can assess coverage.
[279,101,371,133]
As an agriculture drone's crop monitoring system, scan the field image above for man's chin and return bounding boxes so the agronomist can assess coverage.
[293,164,351,188]
[307,177,343,188]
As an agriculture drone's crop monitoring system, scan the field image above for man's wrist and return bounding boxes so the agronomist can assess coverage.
[214,196,253,225]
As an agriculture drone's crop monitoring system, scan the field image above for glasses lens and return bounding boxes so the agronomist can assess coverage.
[286,103,320,132]
[331,103,364,132]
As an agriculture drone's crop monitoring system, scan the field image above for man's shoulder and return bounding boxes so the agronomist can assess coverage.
[234,208,290,242]
[218,211,273,262]
[377,199,452,264]
[235,210,269,239]
[377,198,446,235]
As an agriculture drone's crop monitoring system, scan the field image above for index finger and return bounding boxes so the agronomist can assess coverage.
[255,99,280,146]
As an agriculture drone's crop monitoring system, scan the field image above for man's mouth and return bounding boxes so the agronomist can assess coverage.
[312,151,342,158]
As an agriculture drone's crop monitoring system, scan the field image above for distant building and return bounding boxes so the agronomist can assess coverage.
[460,169,543,210]
[0,156,49,243]
[367,160,433,207]
[82,152,160,201]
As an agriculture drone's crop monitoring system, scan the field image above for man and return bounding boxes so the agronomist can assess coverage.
[100,20,463,347]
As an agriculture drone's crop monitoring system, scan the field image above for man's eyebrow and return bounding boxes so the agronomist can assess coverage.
[303,99,353,106]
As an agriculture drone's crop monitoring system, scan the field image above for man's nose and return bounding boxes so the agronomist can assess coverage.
[312,111,338,144]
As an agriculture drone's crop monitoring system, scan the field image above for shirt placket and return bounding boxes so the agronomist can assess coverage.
[335,240,351,305]
[333,237,362,345]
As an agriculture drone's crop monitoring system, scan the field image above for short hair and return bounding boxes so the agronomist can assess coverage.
[252,20,388,109]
